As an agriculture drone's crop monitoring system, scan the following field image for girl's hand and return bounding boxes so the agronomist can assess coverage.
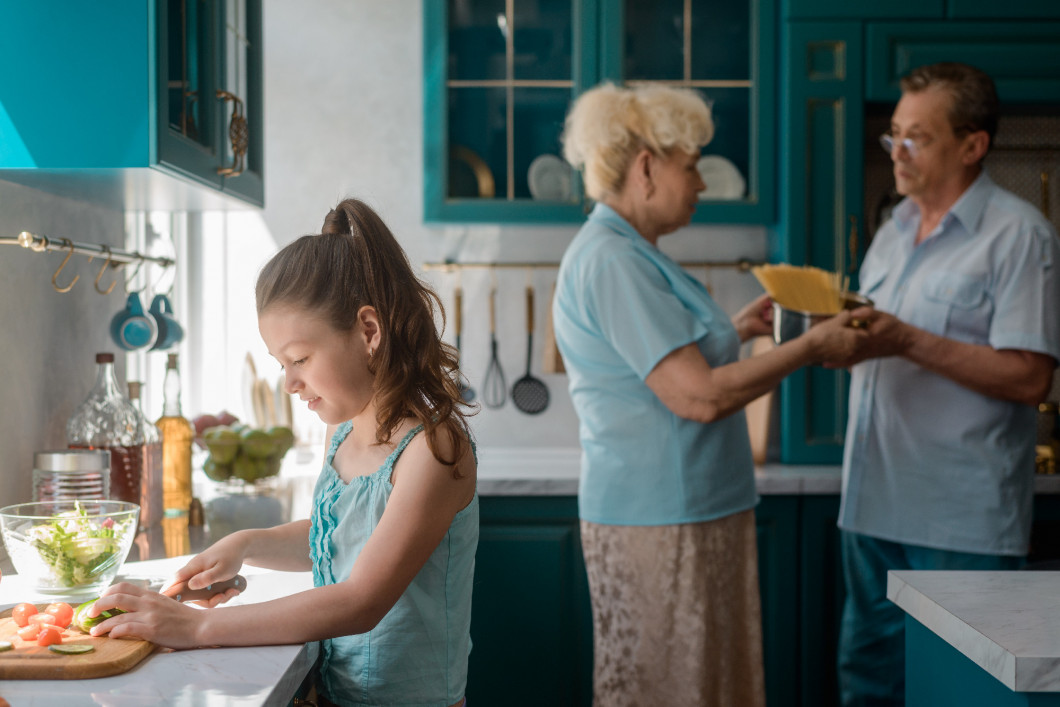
[732,293,774,342]
[86,582,209,649]
[162,532,250,608]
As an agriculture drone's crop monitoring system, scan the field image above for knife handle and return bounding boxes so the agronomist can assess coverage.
[166,575,246,602]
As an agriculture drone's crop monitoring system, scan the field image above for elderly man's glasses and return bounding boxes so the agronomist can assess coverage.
[879,133,928,159]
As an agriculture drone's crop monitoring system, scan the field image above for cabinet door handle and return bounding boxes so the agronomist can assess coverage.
[216,90,249,177]
[847,214,859,274]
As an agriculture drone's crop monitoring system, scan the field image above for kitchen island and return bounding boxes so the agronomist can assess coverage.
[0,556,316,707]
[888,570,1060,705]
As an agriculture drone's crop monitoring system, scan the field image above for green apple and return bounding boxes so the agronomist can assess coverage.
[203,456,233,482]
[263,454,283,477]
[240,428,276,459]
[267,426,295,456]
[232,454,266,482]
[204,426,240,464]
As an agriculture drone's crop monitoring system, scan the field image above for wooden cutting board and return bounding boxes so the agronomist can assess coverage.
[0,604,155,679]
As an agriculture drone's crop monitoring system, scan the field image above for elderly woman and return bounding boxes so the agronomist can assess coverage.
[553,83,864,706]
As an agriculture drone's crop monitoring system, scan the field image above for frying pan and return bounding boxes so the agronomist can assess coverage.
[511,286,549,414]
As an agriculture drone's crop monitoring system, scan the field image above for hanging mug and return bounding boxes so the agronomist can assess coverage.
[110,293,157,351]
[149,294,184,350]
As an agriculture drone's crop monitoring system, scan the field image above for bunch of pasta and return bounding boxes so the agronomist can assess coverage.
[751,264,849,314]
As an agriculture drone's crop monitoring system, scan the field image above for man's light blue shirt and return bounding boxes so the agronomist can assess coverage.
[840,172,1060,555]
[553,203,757,526]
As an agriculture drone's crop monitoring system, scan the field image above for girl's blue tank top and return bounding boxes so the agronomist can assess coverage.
[309,420,478,706]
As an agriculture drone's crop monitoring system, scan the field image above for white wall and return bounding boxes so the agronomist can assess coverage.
[0,180,129,512]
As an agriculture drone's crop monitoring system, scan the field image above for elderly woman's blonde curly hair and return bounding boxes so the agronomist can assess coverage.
[561,83,714,201]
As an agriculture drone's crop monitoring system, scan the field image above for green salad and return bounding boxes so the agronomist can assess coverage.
[27,502,135,587]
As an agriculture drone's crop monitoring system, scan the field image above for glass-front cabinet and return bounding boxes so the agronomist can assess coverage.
[423,0,776,223]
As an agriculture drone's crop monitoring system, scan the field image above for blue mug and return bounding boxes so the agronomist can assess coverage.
[110,293,157,351]
[149,294,184,351]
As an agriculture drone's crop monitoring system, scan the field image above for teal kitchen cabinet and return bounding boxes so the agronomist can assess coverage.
[783,0,944,20]
[756,496,801,707]
[468,496,593,707]
[774,21,864,463]
[423,0,776,224]
[0,0,263,208]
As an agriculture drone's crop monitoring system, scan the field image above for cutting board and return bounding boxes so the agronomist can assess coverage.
[0,604,155,679]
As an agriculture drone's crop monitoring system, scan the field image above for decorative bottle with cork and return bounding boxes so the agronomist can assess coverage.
[157,353,194,516]
[67,353,143,508]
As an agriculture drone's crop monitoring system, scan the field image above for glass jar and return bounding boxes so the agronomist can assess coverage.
[32,449,110,502]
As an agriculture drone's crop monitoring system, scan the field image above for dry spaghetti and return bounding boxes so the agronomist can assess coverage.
[751,264,849,314]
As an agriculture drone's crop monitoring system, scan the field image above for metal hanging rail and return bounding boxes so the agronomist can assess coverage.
[422,258,763,272]
[0,231,175,268]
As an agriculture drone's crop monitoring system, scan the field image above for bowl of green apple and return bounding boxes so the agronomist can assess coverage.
[0,500,139,596]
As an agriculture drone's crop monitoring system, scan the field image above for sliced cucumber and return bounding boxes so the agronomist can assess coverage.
[49,643,95,654]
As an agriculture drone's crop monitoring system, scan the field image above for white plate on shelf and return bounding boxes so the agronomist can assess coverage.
[528,154,573,201]
[697,155,746,200]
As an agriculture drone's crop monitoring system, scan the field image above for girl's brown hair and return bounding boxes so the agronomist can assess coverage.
[255,198,472,472]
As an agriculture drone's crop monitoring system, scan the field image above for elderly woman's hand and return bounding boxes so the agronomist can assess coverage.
[732,293,774,342]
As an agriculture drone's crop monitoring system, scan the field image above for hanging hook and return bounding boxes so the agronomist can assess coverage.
[50,239,79,293]
[123,257,146,293]
[93,246,119,295]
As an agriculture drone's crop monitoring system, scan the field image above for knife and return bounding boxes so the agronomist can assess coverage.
[162,575,246,602]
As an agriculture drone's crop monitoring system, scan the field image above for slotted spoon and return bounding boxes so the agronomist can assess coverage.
[511,285,549,414]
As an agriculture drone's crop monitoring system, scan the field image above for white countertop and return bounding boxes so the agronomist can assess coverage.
[888,570,1060,693]
[0,556,316,707]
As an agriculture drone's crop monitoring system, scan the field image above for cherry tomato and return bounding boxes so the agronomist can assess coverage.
[44,602,73,629]
[12,603,38,628]
[36,625,62,647]
[17,623,40,641]
[28,613,57,627]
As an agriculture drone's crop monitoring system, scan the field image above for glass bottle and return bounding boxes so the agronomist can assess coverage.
[67,352,143,507]
[128,381,164,529]
[157,353,194,516]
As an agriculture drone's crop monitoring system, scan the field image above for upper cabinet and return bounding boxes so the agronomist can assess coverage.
[0,0,263,209]
[423,0,776,224]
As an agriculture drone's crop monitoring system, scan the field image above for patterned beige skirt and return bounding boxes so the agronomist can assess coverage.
[580,509,765,707]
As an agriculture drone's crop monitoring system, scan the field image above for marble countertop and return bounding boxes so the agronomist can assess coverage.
[888,570,1060,693]
[0,557,316,707]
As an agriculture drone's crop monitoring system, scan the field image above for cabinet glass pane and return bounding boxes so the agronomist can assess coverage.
[166,0,214,150]
[449,0,507,82]
[691,0,749,79]
[512,0,573,81]
[514,88,575,201]
[624,0,684,80]
[701,87,750,196]
[222,0,251,172]
[448,87,507,199]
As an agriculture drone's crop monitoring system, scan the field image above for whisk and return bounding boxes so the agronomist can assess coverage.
[482,286,507,409]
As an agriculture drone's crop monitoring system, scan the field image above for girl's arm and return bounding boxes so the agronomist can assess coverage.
[89,434,475,649]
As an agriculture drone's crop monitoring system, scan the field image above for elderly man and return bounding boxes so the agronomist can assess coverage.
[836,62,1060,706]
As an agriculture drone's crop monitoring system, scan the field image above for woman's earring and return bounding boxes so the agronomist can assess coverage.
[368,349,374,358]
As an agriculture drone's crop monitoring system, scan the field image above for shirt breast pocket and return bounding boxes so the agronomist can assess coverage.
[918,271,992,343]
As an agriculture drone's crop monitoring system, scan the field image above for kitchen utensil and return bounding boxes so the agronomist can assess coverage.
[745,337,775,464]
[162,574,246,602]
[511,286,550,415]
[110,292,157,351]
[482,287,507,409]
[0,604,154,680]
[453,286,475,402]
[0,501,140,596]
[148,294,184,351]
[542,281,565,374]
[772,292,873,345]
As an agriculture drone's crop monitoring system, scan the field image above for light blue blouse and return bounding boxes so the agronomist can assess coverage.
[310,421,478,706]
[553,203,757,526]
[841,172,1060,555]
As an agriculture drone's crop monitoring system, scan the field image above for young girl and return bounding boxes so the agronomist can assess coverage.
[87,199,478,707]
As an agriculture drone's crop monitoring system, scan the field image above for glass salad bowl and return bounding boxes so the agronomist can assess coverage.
[0,500,139,595]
